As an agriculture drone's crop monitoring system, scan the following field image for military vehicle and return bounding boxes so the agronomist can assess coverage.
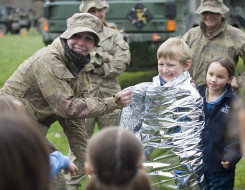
[0,6,32,35]
[42,0,245,70]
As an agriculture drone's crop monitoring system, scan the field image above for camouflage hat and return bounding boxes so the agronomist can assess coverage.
[79,0,109,13]
[196,0,229,15]
[60,13,100,46]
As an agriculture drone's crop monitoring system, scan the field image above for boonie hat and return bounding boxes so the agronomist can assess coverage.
[79,0,109,13]
[196,0,229,15]
[60,13,100,46]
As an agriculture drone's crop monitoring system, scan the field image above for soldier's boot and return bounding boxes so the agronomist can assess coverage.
[50,171,68,190]
[67,185,80,190]
[66,174,84,190]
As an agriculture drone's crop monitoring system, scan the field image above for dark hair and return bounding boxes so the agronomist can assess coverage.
[0,114,50,190]
[206,56,236,77]
[85,127,152,190]
[90,32,100,47]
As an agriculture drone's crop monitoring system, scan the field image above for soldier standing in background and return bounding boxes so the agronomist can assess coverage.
[80,0,130,138]
[182,0,245,94]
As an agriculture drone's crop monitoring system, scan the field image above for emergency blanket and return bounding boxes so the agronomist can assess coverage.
[119,72,205,190]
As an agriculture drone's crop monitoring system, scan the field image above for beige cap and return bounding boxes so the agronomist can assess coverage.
[60,13,100,46]
[79,0,109,13]
[196,0,229,15]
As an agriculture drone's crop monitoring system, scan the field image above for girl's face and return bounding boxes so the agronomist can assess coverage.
[201,11,222,31]
[67,32,95,55]
[206,61,233,94]
[158,58,191,82]
[88,7,106,24]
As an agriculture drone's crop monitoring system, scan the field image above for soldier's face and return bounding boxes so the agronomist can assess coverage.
[67,32,95,55]
[201,11,222,31]
[88,7,106,24]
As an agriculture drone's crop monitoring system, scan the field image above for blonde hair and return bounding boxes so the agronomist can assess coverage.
[157,37,192,66]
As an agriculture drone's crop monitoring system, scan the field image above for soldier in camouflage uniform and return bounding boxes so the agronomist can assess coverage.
[182,0,245,92]
[65,1,131,189]
[0,13,133,190]
[79,0,131,137]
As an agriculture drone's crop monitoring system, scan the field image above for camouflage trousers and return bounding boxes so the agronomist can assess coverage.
[66,110,121,190]
[41,118,88,190]
[85,109,120,138]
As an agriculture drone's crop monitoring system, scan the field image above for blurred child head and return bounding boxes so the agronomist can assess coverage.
[157,37,192,82]
[0,95,26,114]
[0,114,50,190]
[238,90,245,155]
[84,127,152,190]
[205,56,235,93]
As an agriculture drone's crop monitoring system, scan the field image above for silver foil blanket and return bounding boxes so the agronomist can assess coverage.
[119,72,205,190]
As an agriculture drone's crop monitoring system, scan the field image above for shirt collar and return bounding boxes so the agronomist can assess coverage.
[205,88,227,104]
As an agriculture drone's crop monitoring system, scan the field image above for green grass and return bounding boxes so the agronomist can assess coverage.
[0,31,245,189]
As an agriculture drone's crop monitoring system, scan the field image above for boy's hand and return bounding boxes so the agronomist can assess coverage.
[64,162,79,181]
[221,160,230,169]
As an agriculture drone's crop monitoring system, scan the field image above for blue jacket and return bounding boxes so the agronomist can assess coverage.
[198,84,242,173]
[49,151,70,178]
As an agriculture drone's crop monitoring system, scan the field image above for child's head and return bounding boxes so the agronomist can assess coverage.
[0,114,50,190]
[0,95,26,114]
[157,37,192,82]
[239,96,245,155]
[206,56,235,92]
[84,127,152,190]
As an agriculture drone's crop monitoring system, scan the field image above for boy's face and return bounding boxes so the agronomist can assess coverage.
[158,58,190,82]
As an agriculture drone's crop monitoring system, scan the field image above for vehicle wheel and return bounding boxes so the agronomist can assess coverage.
[0,24,8,34]
[11,29,20,34]
[11,22,20,34]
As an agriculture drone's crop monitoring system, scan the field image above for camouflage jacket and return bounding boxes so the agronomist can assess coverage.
[0,37,119,126]
[88,25,130,98]
[182,18,245,87]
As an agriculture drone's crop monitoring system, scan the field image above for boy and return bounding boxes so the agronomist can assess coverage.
[119,38,204,189]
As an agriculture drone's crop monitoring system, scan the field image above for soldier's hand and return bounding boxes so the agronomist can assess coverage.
[231,77,239,88]
[109,54,114,62]
[116,90,133,107]
[221,160,230,169]
[92,68,98,74]
[64,162,79,181]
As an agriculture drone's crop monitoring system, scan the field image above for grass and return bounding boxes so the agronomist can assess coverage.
[0,30,245,189]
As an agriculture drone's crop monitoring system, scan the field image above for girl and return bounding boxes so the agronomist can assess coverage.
[197,56,242,189]
[84,127,153,190]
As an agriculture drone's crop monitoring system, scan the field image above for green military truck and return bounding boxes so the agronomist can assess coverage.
[42,0,245,70]
[0,6,32,34]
